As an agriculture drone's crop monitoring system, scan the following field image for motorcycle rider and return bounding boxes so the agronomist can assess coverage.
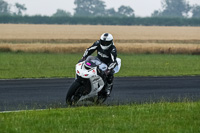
[79,33,117,96]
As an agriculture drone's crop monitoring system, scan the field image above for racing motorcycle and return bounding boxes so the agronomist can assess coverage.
[66,56,121,106]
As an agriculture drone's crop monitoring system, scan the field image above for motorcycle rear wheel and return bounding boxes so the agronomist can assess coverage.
[96,84,113,104]
[95,95,107,104]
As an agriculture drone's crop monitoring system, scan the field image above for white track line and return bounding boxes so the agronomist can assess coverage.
[0,109,48,113]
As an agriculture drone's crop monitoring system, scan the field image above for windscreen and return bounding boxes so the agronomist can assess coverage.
[85,56,101,68]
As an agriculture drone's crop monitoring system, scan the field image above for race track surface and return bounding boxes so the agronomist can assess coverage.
[0,76,200,111]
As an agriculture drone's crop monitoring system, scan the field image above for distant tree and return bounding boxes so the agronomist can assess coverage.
[105,8,118,16]
[117,5,135,17]
[74,0,106,16]
[192,5,200,18]
[152,0,191,17]
[0,0,11,15]
[52,9,71,17]
[152,10,162,17]
[14,3,27,15]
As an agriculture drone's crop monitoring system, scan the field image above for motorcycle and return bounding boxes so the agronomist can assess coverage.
[66,56,121,106]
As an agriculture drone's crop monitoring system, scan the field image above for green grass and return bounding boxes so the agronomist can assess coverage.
[120,53,200,77]
[0,102,200,133]
[0,52,80,79]
[0,52,200,79]
[1,52,200,133]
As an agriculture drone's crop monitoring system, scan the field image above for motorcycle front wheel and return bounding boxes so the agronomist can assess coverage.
[66,81,82,106]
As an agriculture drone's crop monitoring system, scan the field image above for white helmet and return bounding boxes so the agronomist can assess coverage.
[100,33,113,50]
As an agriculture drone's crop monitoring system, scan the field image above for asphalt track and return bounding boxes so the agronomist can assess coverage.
[0,76,200,111]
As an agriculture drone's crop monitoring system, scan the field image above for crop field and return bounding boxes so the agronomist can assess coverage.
[0,24,200,54]
[1,43,200,54]
[1,24,200,40]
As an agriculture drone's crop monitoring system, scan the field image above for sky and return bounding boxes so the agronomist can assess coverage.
[5,0,200,17]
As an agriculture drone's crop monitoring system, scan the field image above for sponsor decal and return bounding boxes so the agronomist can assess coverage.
[98,52,109,58]
[86,62,91,66]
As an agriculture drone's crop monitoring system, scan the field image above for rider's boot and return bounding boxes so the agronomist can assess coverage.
[105,83,112,96]
[105,70,114,97]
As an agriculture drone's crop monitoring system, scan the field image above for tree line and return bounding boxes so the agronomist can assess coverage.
[1,0,200,18]
[152,0,200,18]
[54,0,200,18]
[1,15,200,26]
[0,0,200,26]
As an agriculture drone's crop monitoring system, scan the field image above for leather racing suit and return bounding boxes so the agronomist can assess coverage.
[82,40,117,89]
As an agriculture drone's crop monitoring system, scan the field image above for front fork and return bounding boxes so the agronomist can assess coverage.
[75,75,91,95]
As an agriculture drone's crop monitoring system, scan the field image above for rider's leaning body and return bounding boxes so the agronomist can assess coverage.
[81,33,117,96]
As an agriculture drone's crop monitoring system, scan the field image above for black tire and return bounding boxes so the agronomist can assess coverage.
[96,95,107,104]
[96,84,113,104]
[66,81,81,106]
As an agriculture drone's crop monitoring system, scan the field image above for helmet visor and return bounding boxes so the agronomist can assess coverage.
[100,40,113,46]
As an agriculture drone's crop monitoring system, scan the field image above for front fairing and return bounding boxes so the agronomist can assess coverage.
[76,62,97,78]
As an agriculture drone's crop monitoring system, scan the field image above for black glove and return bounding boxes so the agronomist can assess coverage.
[78,57,86,63]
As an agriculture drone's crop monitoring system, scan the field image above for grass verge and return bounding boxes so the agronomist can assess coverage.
[0,52,200,79]
[0,102,200,133]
